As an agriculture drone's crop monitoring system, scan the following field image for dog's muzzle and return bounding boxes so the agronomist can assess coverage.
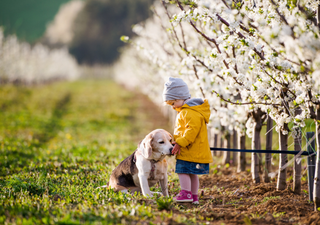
[169,144,174,155]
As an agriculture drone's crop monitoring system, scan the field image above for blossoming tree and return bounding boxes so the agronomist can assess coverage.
[115,0,320,210]
[0,28,79,84]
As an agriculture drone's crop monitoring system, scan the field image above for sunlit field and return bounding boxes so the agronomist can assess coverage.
[0,80,179,224]
[1,80,318,224]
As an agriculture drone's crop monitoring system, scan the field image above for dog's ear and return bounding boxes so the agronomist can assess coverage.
[166,131,173,141]
[141,134,153,159]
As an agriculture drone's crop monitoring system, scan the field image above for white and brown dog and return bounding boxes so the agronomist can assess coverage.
[108,129,173,197]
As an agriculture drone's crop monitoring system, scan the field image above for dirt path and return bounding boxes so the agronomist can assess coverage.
[196,167,320,224]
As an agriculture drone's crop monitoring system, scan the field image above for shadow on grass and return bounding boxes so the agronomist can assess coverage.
[1,93,72,176]
[34,93,71,144]
[0,86,31,111]
[0,149,35,176]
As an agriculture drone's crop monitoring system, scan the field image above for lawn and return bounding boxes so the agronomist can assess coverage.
[0,80,319,224]
[0,80,178,224]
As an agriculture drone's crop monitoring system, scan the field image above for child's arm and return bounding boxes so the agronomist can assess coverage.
[175,111,202,148]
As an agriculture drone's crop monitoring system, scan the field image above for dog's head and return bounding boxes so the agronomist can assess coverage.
[140,129,173,160]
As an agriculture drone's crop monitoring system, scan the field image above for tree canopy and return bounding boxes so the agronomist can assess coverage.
[69,0,154,64]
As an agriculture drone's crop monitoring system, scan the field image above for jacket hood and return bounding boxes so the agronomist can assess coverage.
[176,98,211,124]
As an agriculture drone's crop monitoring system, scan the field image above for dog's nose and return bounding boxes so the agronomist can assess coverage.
[169,147,174,155]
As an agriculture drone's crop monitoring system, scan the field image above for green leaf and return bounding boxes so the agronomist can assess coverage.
[244,216,252,225]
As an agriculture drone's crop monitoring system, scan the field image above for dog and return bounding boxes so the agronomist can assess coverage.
[108,129,173,197]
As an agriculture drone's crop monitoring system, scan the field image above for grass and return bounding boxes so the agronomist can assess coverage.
[261,196,280,203]
[0,0,71,43]
[0,80,183,224]
[0,80,313,224]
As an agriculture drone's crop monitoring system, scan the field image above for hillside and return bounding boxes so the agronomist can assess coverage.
[0,0,71,43]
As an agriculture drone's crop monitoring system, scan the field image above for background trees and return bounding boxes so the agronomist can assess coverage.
[0,29,79,84]
[69,0,154,64]
[114,0,320,210]
[0,0,155,65]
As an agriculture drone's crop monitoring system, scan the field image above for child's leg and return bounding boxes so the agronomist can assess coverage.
[174,173,193,202]
[190,174,199,204]
[190,174,199,195]
[178,173,191,191]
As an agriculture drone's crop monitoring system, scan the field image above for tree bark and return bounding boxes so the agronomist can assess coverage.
[213,133,218,156]
[217,132,223,157]
[313,105,320,210]
[233,130,237,165]
[293,108,302,194]
[264,117,273,183]
[251,109,263,183]
[252,121,261,183]
[208,127,215,157]
[237,134,246,172]
[277,123,288,190]
[223,133,231,164]
[317,4,320,29]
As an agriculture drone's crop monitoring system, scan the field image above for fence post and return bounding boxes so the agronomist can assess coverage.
[307,132,316,202]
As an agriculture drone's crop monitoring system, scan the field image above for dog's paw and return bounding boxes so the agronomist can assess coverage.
[120,189,128,194]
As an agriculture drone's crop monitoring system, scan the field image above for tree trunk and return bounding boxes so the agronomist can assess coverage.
[213,133,218,156]
[264,117,273,183]
[237,134,246,172]
[277,123,288,190]
[251,109,263,183]
[215,133,222,157]
[317,4,320,29]
[313,105,320,210]
[233,130,237,165]
[208,127,214,157]
[252,121,261,183]
[293,108,302,194]
[222,133,231,164]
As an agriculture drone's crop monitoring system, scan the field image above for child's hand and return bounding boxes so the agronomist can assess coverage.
[171,142,181,155]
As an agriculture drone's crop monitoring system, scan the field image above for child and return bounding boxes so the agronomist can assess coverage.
[163,77,213,204]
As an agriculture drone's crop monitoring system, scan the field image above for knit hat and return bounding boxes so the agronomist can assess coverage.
[163,77,191,101]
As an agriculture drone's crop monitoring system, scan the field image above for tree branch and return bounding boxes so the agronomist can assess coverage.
[193,65,206,98]
[212,90,281,106]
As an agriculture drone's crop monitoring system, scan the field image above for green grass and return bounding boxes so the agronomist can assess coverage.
[0,0,72,43]
[0,80,312,224]
[0,80,183,224]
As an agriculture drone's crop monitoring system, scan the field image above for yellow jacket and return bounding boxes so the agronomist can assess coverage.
[174,98,213,163]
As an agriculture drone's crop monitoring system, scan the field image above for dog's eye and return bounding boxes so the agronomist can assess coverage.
[159,141,165,144]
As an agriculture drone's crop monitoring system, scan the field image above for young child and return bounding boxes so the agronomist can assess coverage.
[163,77,213,204]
